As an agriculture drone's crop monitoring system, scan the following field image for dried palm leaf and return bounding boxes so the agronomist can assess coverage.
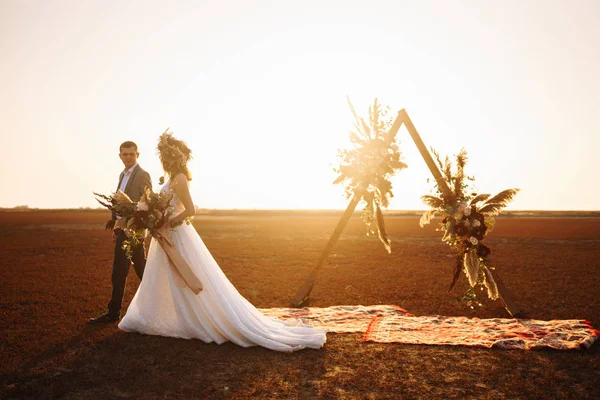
[484,189,520,207]
[375,205,391,253]
[463,249,480,287]
[347,97,368,140]
[454,169,464,200]
[113,189,134,205]
[452,149,466,197]
[456,148,468,170]
[478,203,504,216]
[430,147,444,174]
[362,191,375,228]
[421,195,444,209]
[441,225,452,242]
[93,192,113,203]
[443,155,452,183]
[483,267,499,300]
[95,198,113,209]
[419,209,437,227]
[449,254,462,291]
[470,193,491,205]
[469,250,481,283]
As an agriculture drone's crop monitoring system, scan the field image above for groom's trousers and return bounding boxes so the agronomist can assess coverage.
[108,228,146,317]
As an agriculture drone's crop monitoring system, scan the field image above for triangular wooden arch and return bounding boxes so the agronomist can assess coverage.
[291,109,521,317]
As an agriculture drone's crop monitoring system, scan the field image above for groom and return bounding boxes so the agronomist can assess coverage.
[89,141,152,324]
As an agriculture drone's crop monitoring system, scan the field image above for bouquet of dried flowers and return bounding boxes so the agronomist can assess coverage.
[419,148,519,307]
[94,187,174,260]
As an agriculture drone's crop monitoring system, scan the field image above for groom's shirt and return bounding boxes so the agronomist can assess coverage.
[119,163,138,192]
[115,163,138,222]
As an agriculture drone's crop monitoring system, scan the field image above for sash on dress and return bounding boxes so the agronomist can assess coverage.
[154,228,203,294]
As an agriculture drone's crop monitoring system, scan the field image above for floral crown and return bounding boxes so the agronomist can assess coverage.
[156,128,192,170]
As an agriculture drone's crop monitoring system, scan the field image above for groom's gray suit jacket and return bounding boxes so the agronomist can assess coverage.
[112,165,152,221]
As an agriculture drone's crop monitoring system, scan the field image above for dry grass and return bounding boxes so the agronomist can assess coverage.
[1,210,599,399]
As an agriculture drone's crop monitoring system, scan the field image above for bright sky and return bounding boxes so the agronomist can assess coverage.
[1,0,598,210]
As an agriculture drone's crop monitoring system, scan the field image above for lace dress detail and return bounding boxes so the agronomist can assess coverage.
[118,181,326,352]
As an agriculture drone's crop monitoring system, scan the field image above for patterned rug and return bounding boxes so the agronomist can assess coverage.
[259,305,598,350]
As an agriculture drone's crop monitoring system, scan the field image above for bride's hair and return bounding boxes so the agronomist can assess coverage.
[157,129,192,181]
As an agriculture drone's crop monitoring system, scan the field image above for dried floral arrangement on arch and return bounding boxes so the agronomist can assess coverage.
[333,98,408,253]
[419,148,519,307]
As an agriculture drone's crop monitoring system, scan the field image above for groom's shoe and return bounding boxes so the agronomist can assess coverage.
[88,313,120,324]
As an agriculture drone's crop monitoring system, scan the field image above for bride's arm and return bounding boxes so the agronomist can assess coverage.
[168,173,196,225]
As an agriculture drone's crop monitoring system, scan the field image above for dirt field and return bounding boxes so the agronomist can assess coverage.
[1,210,599,399]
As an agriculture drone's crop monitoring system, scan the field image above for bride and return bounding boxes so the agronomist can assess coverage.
[118,131,326,352]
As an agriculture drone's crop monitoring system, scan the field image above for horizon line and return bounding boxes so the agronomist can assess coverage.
[1,207,599,214]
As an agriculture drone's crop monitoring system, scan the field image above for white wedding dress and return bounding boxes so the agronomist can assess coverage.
[118,181,326,352]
